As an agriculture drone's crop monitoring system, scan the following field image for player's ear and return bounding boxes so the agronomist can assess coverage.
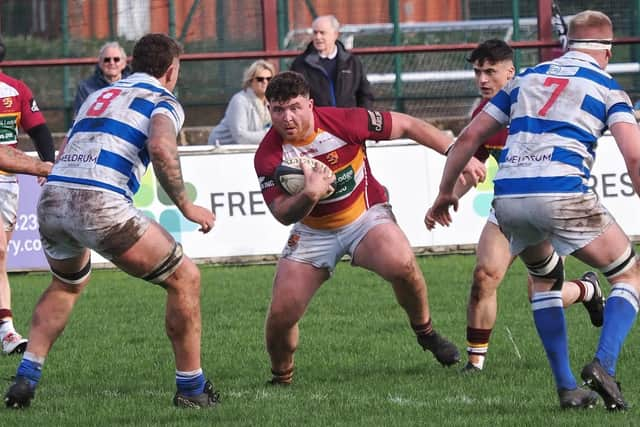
[164,59,180,90]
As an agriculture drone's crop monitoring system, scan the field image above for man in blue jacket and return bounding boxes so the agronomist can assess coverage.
[73,41,131,114]
[291,15,374,108]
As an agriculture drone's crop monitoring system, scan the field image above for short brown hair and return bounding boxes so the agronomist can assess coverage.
[467,39,513,66]
[265,71,310,104]
[131,33,182,78]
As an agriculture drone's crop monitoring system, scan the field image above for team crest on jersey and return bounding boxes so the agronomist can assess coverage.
[30,98,40,113]
[325,150,339,166]
[367,110,384,132]
[287,233,300,249]
[1,97,12,109]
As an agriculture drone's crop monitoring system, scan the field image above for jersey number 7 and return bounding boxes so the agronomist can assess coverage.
[538,77,569,116]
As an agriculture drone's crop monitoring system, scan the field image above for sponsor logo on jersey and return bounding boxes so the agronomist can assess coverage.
[504,152,552,165]
[367,110,383,132]
[0,116,18,143]
[259,175,275,190]
[325,165,356,200]
[30,98,40,113]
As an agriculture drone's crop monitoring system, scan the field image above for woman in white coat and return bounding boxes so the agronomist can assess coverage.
[208,60,276,145]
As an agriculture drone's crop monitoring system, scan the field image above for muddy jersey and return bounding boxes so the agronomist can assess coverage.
[0,72,47,182]
[472,98,508,163]
[255,107,392,230]
[47,73,184,201]
[484,50,636,198]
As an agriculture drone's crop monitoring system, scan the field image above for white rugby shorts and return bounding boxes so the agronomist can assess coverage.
[282,203,397,272]
[0,181,19,232]
[493,192,613,256]
[37,185,151,260]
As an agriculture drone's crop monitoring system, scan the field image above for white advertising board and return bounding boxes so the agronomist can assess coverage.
[9,135,639,271]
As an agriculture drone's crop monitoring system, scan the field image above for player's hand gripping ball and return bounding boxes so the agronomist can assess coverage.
[274,157,336,199]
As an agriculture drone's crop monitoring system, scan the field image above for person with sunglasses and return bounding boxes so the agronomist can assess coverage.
[208,59,276,145]
[73,41,131,115]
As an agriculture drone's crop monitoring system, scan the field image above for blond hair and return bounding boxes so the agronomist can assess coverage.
[568,10,612,39]
[242,60,276,89]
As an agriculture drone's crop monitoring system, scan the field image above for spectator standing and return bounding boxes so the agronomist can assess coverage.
[73,41,131,114]
[208,60,276,145]
[290,15,374,108]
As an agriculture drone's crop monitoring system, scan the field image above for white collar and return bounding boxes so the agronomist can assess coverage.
[318,46,338,60]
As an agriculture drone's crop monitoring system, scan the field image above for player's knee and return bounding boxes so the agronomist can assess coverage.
[525,251,564,291]
[472,264,504,291]
[387,254,420,283]
[267,302,300,330]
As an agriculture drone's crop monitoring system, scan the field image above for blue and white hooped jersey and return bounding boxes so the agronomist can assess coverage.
[483,51,636,198]
[48,73,184,200]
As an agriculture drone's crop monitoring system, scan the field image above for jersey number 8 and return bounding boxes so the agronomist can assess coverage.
[86,88,122,117]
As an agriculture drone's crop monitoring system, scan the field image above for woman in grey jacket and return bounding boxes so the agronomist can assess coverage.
[208,60,276,145]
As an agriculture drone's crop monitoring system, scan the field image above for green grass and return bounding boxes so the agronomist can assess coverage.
[1,254,639,426]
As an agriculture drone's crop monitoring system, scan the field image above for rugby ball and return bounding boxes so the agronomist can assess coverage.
[274,157,336,199]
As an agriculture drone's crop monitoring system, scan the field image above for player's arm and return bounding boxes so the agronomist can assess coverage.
[428,111,503,227]
[147,114,214,233]
[267,161,333,225]
[388,112,452,154]
[0,145,51,177]
[26,123,55,162]
[388,112,486,185]
[610,121,640,196]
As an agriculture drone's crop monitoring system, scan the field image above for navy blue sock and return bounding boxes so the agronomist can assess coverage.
[16,356,43,388]
[176,369,205,396]
[595,283,639,376]
[532,291,576,390]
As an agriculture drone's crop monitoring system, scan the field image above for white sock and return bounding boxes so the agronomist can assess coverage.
[0,319,15,340]
[582,280,595,302]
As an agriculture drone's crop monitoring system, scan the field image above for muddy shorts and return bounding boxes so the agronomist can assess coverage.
[282,203,397,272]
[37,185,151,261]
[492,192,613,256]
[0,181,19,232]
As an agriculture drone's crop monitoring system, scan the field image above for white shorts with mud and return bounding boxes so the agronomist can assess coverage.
[37,185,151,261]
[282,203,397,272]
[492,192,613,256]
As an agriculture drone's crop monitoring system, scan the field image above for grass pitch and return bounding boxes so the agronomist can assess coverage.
[1,254,638,426]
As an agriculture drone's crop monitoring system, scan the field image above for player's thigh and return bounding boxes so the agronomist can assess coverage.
[572,221,632,271]
[270,258,328,320]
[518,240,555,266]
[352,221,414,278]
[474,220,513,281]
[111,221,179,278]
